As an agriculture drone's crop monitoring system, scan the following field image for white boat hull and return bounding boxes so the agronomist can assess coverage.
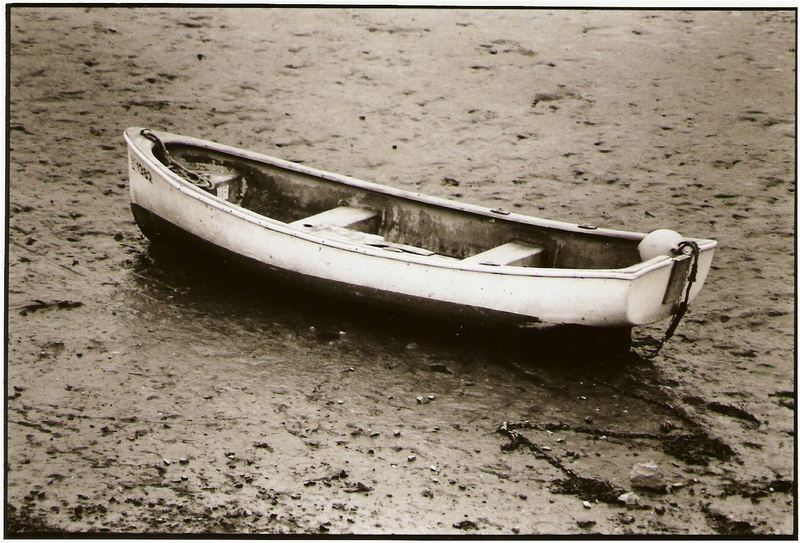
[124,128,716,329]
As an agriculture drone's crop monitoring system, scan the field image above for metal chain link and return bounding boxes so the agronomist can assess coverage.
[641,240,701,358]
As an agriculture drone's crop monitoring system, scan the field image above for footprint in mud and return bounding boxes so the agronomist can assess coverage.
[530,88,592,114]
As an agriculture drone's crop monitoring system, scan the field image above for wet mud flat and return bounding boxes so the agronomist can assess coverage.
[7,8,795,535]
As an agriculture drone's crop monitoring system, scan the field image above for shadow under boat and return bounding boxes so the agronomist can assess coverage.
[130,207,639,368]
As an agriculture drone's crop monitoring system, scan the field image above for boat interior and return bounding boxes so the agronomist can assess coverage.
[159,143,644,270]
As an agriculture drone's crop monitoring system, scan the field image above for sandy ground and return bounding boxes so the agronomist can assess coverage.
[6,7,795,535]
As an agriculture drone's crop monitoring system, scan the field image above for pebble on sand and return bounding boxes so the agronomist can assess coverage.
[630,462,666,492]
[617,491,641,507]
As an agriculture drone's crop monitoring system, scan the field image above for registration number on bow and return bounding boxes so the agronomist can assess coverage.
[133,159,152,182]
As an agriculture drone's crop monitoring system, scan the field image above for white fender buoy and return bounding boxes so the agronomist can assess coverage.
[638,229,683,261]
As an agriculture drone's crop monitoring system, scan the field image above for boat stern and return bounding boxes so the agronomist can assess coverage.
[626,241,716,325]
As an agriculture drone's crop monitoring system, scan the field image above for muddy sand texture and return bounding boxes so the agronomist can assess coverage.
[7,8,795,535]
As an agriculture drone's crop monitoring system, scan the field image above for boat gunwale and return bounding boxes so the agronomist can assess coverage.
[124,127,717,281]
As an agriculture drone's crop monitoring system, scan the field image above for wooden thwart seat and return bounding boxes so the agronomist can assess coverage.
[462,241,545,267]
[290,205,456,260]
[291,209,543,267]
[290,206,378,232]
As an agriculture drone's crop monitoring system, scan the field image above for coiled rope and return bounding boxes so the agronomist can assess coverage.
[140,129,213,190]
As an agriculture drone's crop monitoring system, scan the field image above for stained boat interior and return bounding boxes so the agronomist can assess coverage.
[159,143,644,270]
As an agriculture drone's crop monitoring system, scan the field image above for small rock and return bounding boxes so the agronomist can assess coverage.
[654,505,666,515]
[453,519,477,530]
[421,489,434,499]
[416,396,429,404]
[442,177,460,187]
[618,512,635,525]
[179,457,189,465]
[660,420,677,433]
[617,492,641,507]
[582,500,592,509]
[163,458,171,466]
[407,455,417,462]
[406,342,418,350]
[344,481,373,493]
[393,430,401,437]
[577,519,596,529]
[630,462,666,492]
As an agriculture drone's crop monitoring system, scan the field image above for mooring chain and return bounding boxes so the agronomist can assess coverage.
[139,128,213,190]
[641,240,701,358]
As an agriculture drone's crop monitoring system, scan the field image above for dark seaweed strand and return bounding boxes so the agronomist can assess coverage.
[496,422,626,504]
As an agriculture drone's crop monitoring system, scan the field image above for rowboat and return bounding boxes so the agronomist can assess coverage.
[124,127,716,350]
